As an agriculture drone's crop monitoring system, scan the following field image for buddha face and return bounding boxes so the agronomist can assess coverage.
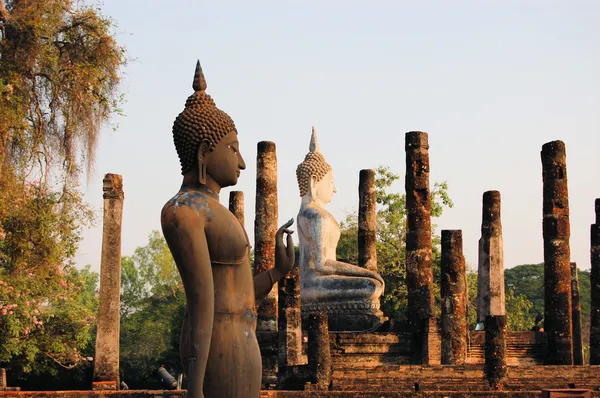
[312,171,337,205]
[201,131,246,187]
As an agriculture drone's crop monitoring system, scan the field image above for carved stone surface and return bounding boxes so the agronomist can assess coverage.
[441,230,467,365]
[541,140,573,365]
[93,174,124,389]
[477,191,506,322]
[296,128,384,331]
[591,198,600,365]
[405,131,433,363]
[255,141,279,332]
[571,262,583,365]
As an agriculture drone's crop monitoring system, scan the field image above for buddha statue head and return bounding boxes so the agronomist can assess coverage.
[172,61,245,188]
[296,127,337,205]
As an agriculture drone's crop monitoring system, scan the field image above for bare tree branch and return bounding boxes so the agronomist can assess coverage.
[44,352,78,370]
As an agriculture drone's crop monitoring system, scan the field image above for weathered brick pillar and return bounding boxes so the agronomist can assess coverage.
[485,315,507,389]
[93,174,124,390]
[405,131,433,364]
[441,230,467,365]
[358,169,377,272]
[1,368,6,388]
[255,141,278,332]
[307,312,331,391]
[278,265,305,369]
[229,191,244,225]
[571,262,583,365]
[541,140,573,365]
[477,191,506,325]
[590,199,600,365]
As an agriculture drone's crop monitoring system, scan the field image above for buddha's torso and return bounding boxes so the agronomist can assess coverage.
[297,203,340,270]
[161,188,261,397]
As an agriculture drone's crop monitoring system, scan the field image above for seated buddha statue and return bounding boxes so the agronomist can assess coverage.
[296,128,385,331]
[160,61,295,398]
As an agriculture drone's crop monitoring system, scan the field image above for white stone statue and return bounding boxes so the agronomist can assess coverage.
[295,127,385,331]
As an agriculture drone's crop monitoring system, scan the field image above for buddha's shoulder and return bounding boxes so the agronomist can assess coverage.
[298,205,330,221]
[161,191,215,224]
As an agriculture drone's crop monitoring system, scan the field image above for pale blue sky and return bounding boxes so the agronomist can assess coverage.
[76,1,600,274]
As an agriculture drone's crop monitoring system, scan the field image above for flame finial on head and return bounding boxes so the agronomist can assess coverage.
[192,60,207,92]
[310,126,320,152]
[172,60,237,175]
[296,126,332,197]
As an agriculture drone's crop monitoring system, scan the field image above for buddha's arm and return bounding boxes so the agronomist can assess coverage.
[254,269,276,305]
[162,208,213,398]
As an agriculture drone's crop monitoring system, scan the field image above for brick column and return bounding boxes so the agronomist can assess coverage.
[590,199,600,365]
[278,265,305,368]
[405,131,433,364]
[93,174,124,390]
[541,140,573,365]
[485,315,507,389]
[571,262,583,365]
[255,141,278,332]
[307,312,331,391]
[358,169,377,272]
[441,230,467,365]
[229,191,244,225]
[477,191,506,324]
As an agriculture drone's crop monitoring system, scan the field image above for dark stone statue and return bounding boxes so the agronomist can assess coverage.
[161,61,295,398]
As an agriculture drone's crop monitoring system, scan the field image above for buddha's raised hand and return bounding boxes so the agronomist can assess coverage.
[274,218,295,277]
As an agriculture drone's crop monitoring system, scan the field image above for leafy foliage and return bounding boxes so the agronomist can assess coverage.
[120,231,185,389]
[0,0,127,181]
[0,174,97,381]
[505,263,591,338]
[0,0,125,384]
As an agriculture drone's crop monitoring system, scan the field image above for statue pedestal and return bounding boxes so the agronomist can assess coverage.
[303,300,386,332]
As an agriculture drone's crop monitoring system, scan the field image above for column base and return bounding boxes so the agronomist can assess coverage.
[92,381,118,391]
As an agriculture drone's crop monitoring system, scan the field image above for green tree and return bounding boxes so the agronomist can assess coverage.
[337,165,453,324]
[505,263,591,338]
[0,0,126,382]
[120,231,185,389]
[465,265,535,332]
[0,179,98,380]
[505,288,534,331]
[466,267,478,330]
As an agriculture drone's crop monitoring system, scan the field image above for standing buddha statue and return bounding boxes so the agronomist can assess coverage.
[161,61,295,398]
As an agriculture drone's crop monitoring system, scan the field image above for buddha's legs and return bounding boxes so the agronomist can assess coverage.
[180,310,190,370]
[302,275,383,302]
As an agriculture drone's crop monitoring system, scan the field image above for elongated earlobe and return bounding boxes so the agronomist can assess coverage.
[308,175,317,202]
[199,163,207,184]
[196,140,211,185]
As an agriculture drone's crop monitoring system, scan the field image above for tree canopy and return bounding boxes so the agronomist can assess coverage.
[0,0,127,182]
[0,0,126,383]
[120,231,185,389]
